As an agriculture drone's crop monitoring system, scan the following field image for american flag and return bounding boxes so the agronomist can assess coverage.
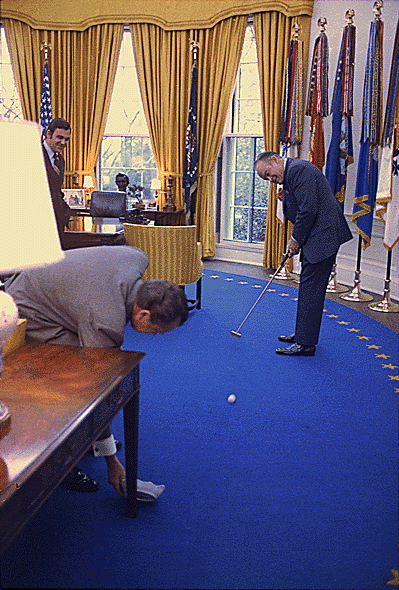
[183,53,198,215]
[40,61,52,139]
[306,30,329,170]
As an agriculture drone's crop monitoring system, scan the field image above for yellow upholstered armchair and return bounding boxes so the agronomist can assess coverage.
[123,224,203,309]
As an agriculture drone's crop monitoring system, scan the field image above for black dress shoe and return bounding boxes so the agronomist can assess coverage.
[62,466,100,492]
[278,334,296,343]
[275,343,316,356]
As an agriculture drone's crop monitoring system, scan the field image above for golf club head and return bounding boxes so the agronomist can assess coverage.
[230,330,242,338]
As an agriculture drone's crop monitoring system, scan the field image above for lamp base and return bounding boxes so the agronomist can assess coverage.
[0,291,20,440]
[0,401,11,440]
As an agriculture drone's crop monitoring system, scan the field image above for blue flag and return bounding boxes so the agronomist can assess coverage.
[325,24,355,210]
[40,61,52,139]
[352,19,383,248]
[183,55,198,214]
[352,140,379,247]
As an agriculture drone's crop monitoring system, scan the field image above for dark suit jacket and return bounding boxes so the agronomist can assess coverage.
[42,144,71,247]
[282,158,353,264]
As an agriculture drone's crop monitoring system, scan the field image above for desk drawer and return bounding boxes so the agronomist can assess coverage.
[91,369,139,436]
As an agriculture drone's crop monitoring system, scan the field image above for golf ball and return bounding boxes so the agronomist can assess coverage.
[227,394,236,404]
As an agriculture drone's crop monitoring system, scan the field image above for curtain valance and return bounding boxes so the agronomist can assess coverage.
[1,0,313,31]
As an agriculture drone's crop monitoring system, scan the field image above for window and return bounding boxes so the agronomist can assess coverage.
[0,29,23,119]
[222,136,266,242]
[1,24,268,248]
[219,24,268,246]
[100,31,157,197]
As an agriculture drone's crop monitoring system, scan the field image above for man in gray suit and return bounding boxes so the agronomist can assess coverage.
[5,246,188,497]
[255,153,353,356]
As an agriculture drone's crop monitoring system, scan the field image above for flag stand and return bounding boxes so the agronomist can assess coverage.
[326,264,349,293]
[368,250,399,312]
[340,235,373,302]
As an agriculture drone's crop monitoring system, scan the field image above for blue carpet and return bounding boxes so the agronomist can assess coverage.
[1,269,398,590]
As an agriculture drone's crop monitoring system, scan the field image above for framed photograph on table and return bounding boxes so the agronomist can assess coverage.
[62,189,85,208]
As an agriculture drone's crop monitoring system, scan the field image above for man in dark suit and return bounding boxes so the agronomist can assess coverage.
[42,118,72,248]
[255,152,353,356]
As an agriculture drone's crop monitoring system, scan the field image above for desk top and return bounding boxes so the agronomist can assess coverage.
[0,344,144,493]
[67,216,124,234]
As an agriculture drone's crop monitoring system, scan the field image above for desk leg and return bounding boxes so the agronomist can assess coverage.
[123,390,139,518]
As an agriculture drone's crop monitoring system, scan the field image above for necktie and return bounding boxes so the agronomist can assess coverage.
[53,152,61,175]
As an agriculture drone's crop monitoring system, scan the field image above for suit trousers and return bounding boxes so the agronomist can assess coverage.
[294,253,336,346]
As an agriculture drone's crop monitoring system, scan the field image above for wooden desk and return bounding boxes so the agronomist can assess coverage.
[64,209,185,249]
[64,216,125,250]
[0,344,145,553]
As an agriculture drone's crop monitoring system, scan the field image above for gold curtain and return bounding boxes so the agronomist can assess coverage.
[2,1,314,31]
[253,12,311,269]
[3,19,123,190]
[131,17,247,257]
[129,23,189,213]
[193,18,247,257]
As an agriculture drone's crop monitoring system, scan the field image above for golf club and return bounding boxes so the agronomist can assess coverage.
[230,254,289,338]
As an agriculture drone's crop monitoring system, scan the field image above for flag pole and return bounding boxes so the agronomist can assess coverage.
[275,22,303,280]
[368,250,399,312]
[368,15,399,313]
[183,40,199,224]
[342,1,385,303]
[326,9,356,294]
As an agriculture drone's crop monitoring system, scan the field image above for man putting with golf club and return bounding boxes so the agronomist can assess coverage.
[254,152,353,356]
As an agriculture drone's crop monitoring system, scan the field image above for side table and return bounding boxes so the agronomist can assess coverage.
[0,343,144,553]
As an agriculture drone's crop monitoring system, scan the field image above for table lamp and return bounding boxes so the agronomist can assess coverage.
[150,178,161,194]
[0,119,65,437]
[83,175,95,203]
[150,178,161,209]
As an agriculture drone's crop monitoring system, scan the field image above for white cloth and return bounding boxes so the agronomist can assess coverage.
[376,144,399,250]
[121,479,165,502]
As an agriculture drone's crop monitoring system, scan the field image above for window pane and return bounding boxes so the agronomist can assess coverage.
[233,207,249,241]
[254,174,269,208]
[233,172,251,206]
[101,136,156,195]
[232,25,262,136]
[0,29,23,119]
[235,137,253,171]
[252,209,266,243]
[222,137,267,244]
[101,31,157,195]
[105,33,148,136]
